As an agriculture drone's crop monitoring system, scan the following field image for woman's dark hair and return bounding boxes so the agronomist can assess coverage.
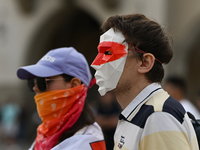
[57,101,95,143]
[101,14,173,83]
[61,74,83,84]
[57,74,95,143]
[61,74,75,82]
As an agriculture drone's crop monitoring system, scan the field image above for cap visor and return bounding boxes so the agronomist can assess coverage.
[17,64,63,79]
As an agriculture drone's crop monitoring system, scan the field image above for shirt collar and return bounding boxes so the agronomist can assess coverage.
[121,83,162,119]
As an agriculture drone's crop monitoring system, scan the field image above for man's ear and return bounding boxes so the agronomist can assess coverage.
[137,53,155,73]
[69,78,81,88]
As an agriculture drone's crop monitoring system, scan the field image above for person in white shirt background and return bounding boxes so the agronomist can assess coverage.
[163,75,200,119]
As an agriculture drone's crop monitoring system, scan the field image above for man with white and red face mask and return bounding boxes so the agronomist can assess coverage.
[91,28,128,96]
[91,14,199,150]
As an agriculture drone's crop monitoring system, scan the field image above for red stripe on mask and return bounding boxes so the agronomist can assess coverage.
[91,41,127,66]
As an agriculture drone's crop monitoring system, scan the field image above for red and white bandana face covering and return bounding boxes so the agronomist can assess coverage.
[34,85,87,150]
[91,28,128,96]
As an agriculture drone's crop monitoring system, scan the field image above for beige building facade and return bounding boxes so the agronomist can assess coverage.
[0,0,200,140]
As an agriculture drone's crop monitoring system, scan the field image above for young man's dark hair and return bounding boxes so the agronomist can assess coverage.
[101,14,173,82]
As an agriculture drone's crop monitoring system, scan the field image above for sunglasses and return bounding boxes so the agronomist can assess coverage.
[27,77,70,92]
[28,77,49,92]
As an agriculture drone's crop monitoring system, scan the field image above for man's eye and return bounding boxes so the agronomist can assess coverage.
[104,51,112,55]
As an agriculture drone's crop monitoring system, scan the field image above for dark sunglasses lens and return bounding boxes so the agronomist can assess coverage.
[27,78,34,92]
[37,77,47,92]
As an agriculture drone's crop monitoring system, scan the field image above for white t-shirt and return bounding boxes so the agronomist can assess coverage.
[29,122,106,150]
[180,99,200,119]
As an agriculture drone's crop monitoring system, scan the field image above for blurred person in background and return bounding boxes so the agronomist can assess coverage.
[0,97,21,147]
[163,76,200,119]
[194,89,200,112]
[91,13,199,150]
[94,91,121,150]
[17,47,106,150]
[17,104,28,142]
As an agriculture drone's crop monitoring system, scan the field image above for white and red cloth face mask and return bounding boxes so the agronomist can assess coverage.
[91,28,128,96]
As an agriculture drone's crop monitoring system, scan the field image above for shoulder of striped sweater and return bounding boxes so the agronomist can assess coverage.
[145,90,170,112]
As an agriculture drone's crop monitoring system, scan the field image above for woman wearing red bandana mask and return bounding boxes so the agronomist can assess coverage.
[17,47,106,150]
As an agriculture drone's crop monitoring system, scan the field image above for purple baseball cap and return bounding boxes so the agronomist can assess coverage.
[17,47,92,87]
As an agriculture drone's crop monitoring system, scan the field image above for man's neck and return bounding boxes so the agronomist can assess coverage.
[115,80,151,110]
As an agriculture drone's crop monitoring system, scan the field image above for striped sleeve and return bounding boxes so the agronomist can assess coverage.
[139,112,198,150]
